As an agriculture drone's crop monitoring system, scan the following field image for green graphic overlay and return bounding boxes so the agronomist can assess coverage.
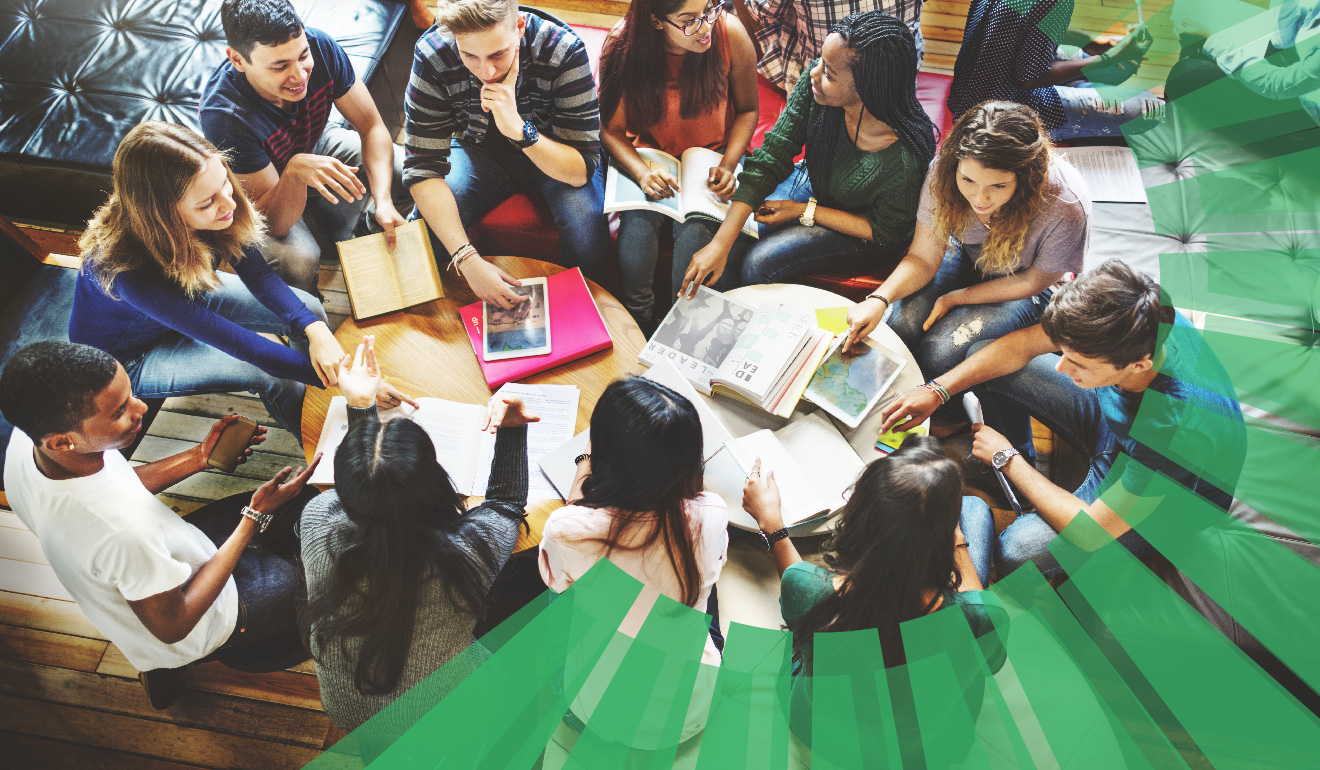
[299,0,1320,766]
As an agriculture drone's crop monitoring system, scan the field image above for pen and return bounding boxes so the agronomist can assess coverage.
[723,441,752,477]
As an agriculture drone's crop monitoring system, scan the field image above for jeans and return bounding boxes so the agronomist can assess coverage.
[967,341,1153,578]
[122,271,326,440]
[259,125,411,295]
[675,166,895,292]
[887,241,1053,386]
[420,138,609,279]
[1051,82,1165,141]
[617,208,711,325]
[188,490,315,672]
[958,495,995,588]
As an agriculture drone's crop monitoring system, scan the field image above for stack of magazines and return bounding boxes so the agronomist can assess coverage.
[639,287,833,417]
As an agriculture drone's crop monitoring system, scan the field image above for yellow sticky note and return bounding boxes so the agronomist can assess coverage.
[815,306,850,334]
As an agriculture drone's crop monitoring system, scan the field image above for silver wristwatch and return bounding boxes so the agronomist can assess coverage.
[991,448,1020,471]
[240,505,273,533]
[799,196,818,227]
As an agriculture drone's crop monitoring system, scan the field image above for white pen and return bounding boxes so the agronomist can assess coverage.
[722,441,752,477]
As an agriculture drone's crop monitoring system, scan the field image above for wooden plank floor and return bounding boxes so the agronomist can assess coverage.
[0,242,356,768]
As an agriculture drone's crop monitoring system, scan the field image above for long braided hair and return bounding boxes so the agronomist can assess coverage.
[804,12,936,200]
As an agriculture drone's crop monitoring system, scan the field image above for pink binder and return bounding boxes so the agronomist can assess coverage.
[460,268,615,389]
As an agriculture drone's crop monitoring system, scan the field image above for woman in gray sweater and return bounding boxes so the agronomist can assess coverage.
[300,337,536,757]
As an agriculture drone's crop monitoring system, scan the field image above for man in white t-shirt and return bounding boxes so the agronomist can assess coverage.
[0,342,322,709]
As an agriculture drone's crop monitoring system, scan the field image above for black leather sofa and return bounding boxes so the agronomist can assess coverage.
[0,0,413,227]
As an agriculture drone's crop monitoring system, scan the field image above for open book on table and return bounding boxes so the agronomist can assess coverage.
[640,286,831,416]
[309,383,579,499]
[335,219,444,320]
[604,147,759,239]
[704,410,866,527]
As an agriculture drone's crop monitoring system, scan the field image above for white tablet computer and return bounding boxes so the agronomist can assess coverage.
[482,277,551,361]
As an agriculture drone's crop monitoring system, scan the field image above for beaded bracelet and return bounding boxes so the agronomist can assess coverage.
[921,380,951,405]
[449,244,479,274]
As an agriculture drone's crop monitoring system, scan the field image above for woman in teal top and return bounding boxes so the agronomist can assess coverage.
[677,11,936,297]
[743,435,1006,757]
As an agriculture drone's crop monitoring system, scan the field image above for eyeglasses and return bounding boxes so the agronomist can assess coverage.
[663,1,729,36]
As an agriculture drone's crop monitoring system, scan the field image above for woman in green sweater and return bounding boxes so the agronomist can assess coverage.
[677,11,936,296]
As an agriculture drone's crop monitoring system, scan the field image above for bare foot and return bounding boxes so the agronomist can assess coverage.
[410,0,435,30]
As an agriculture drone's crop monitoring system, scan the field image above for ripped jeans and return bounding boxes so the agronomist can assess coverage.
[887,241,1052,388]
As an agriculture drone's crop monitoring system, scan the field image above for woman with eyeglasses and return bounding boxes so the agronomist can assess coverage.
[597,0,760,332]
[677,11,936,297]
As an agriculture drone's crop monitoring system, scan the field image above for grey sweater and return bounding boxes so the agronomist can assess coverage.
[300,404,529,745]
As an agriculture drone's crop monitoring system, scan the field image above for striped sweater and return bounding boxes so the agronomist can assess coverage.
[403,8,602,187]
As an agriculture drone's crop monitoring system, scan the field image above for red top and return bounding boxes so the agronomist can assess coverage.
[629,28,733,155]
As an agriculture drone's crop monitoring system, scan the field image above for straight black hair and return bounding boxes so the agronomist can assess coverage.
[805,12,937,204]
[790,435,963,669]
[576,377,705,606]
[221,0,305,60]
[0,341,120,440]
[306,417,498,696]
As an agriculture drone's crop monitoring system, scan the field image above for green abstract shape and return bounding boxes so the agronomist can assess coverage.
[807,630,902,769]
[989,566,1184,769]
[1106,456,1320,694]
[692,623,793,770]
[900,598,1033,769]
[1049,515,1320,768]
[308,559,642,769]
[561,593,710,768]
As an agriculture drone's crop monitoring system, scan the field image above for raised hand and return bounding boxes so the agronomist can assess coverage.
[250,453,323,514]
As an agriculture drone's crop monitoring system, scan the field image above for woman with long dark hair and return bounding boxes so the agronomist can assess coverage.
[742,435,1004,749]
[845,100,1090,392]
[539,376,728,747]
[300,338,537,754]
[598,0,759,330]
[678,11,936,294]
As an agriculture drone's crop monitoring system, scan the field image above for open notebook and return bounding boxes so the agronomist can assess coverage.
[309,384,578,499]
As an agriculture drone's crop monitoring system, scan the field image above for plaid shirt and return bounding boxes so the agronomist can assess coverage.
[747,0,925,91]
[403,8,601,188]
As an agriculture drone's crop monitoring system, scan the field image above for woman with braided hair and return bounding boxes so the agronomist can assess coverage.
[676,11,935,296]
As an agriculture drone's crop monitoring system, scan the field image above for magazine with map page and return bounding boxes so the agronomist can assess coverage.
[803,336,907,428]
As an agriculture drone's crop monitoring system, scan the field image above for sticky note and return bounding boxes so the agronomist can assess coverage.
[815,307,850,334]
[876,425,927,452]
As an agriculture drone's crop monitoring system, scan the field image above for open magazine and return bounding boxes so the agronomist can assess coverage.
[639,287,828,416]
[604,147,760,239]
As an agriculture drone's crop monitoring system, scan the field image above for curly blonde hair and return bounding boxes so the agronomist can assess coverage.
[929,101,1054,275]
[79,122,262,299]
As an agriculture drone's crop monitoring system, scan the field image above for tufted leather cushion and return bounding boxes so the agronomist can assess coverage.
[0,0,407,226]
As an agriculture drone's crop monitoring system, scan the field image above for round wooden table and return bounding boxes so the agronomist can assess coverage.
[301,256,647,552]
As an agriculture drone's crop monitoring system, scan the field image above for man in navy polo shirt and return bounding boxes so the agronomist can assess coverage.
[201,0,410,295]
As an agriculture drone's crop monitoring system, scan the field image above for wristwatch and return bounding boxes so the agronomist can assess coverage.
[758,527,790,551]
[799,197,818,227]
[513,119,539,149]
[991,448,1020,471]
[240,505,273,533]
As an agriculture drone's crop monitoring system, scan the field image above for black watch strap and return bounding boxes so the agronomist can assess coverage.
[758,527,790,550]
